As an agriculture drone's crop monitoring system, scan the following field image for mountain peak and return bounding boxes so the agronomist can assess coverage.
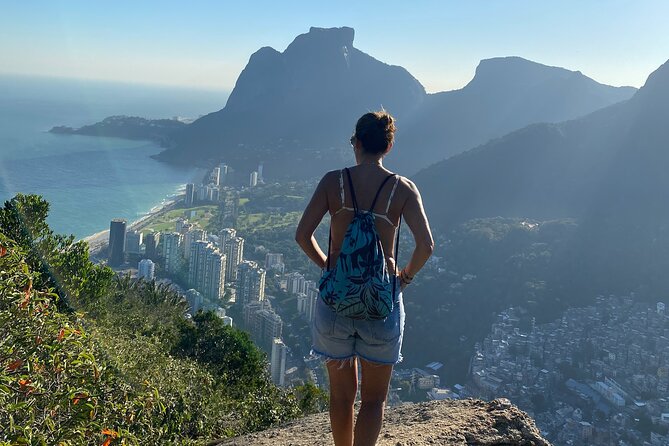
[284,26,355,55]
[636,58,669,99]
[469,57,576,88]
[478,56,553,68]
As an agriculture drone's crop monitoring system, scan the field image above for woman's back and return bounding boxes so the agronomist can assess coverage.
[324,164,407,272]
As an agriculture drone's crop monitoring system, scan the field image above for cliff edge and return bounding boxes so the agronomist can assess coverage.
[214,398,551,446]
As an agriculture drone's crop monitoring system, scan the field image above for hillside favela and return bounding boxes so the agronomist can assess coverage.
[2,3,669,445]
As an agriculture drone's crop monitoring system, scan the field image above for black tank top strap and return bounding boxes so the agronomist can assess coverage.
[369,173,395,212]
[343,168,359,212]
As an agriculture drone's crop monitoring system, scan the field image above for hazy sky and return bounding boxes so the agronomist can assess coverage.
[2,1,668,93]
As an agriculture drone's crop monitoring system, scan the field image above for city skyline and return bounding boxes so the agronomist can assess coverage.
[2,1,669,93]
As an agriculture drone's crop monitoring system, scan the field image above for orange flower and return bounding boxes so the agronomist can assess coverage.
[101,428,119,445]
[18,295,30,309]
[0,245,6,257]
[57,328,66,342]
[24,279,32,297]
[73,392,88,405]
[7,359,23,372]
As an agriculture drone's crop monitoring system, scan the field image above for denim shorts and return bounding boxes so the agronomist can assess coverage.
[311,292,405,365]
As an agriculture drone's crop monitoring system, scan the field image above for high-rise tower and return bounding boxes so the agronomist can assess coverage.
[224,236,244,281]
[108,219,127,267]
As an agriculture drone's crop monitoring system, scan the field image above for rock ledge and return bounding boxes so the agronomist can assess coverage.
[215,398,551,445]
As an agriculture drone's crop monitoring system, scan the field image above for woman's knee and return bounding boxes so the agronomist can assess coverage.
[359,397,386,408]
[330,383,357,407]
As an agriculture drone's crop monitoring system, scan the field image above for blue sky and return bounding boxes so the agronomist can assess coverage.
[1,0,668,92]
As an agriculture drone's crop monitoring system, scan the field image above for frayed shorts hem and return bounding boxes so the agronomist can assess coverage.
[357,350,403,365]
[310,347,402,366]
[310,347,356,362]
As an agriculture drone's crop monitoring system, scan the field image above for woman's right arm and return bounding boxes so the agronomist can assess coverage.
[295,173,331,269]
[400,179,434,285]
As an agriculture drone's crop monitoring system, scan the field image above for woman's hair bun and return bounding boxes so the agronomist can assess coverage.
[353,110,396,155]
[379,113,393,127]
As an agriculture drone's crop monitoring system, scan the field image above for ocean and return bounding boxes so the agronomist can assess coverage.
[0,74,228,239]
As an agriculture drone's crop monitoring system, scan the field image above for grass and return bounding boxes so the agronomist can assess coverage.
[236,211,302,235]
[144,205,218,233]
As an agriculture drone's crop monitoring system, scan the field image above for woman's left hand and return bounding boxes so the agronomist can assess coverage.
[396,273,408,291]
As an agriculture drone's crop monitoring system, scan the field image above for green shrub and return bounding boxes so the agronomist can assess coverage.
[0,235,149,444]
[1,194,321,444]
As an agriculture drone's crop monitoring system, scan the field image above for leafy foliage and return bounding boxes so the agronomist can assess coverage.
[174,311,267,390]
[0,234,152,445]
[0,194,114,308]
[0,194,325,445]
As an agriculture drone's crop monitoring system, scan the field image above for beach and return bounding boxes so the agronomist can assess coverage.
[83,192,183,258]
[82,167,208,259]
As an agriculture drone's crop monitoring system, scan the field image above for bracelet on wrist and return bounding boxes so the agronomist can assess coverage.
[400,269,413,284]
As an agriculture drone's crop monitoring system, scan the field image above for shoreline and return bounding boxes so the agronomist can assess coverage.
[84,193,183,257]
[83,167,207,258]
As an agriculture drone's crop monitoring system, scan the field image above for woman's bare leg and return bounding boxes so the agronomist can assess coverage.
[353,359,393,446]
[326,358,358,446]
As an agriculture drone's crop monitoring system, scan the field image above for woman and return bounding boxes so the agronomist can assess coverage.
[295,110,434,446]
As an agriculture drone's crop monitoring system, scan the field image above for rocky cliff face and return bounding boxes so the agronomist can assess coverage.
[155,26,635,179]
[213,399,551,446]
[158,26,426,175]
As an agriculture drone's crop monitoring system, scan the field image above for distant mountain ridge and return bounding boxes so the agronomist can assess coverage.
[414,58,669,294]
[415,59,669,226]
[394,57,636,172]
[153,27,636,178]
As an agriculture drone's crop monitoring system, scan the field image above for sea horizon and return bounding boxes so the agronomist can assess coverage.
[0,74,228,239]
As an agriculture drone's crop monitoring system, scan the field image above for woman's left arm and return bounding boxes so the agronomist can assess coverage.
[295,173,331,269]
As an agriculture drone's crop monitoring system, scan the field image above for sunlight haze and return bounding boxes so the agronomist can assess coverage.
[2,0,668,92]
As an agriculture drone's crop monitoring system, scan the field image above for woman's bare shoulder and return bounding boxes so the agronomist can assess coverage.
[395,175,420,197]
[313,169,339,186]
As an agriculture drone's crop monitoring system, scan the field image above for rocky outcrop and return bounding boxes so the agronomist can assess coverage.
[214,399,551,446]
